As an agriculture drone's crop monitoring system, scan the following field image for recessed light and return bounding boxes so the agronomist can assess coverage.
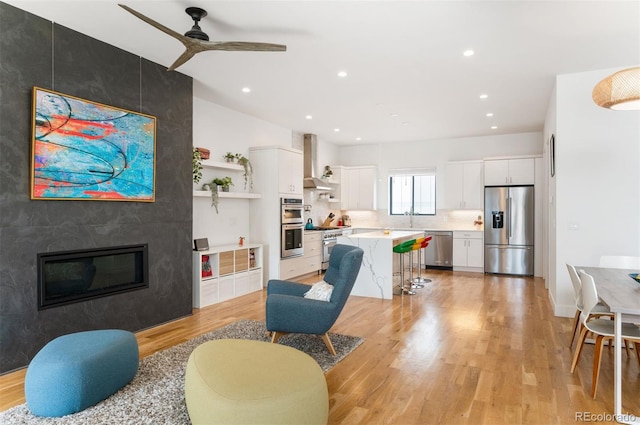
[480,94,488,99]
[242,87,251,93]
[390,113,399,117]
[402,122,410,126]
[463,49,474,57]
[337,71,348,78]
[486,113,494,117]
[305,115,313,120]
[491,126,498,130]
[334,128,340,132]
[355,137,362,141]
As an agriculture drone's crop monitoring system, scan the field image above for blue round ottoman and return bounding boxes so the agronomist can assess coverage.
[25,329,139,417]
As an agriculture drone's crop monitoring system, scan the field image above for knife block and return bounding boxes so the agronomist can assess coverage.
[321,218,334,227]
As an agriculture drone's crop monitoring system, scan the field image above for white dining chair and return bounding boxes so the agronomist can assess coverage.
[599,255,640,269]
[566,264,612,350]
[570,270,640,398]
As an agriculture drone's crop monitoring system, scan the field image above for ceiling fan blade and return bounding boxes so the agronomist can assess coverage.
[118,4,187,43]
[119,4,286,71]
[167,49,197,72]
[200,41,287,52]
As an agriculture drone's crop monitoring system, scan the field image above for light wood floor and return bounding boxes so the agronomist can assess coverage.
[1,270,638,424]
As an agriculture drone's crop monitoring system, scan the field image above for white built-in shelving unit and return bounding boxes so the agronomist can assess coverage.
[193,243,263,308]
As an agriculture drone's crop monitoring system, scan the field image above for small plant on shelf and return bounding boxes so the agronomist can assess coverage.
[193,147,203,183]
[213,176,234,191]
[224,152,236,162]
[323,165,333,179]
[202,177,233,214]
[236,155,253,190]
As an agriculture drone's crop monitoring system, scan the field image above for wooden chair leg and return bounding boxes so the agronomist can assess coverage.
[634,341,640,367]
[271,331,288,344]
[321,333,337,356]
[570,310,581,349]
[592,335,607,399]
[571,326,589,373]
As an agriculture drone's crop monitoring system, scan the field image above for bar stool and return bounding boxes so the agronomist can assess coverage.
[406,238,426,289]
[413,236,432,285]
[393,239,416,295]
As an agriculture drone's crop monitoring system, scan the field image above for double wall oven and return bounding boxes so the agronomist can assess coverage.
[281,198,304,258]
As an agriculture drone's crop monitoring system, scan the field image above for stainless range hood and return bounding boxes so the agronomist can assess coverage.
[303,134,332,191]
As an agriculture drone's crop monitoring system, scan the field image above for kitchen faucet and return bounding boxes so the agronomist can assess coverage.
[404,207,414,228]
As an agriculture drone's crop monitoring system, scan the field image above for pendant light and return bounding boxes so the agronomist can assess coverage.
[592,67,640,110]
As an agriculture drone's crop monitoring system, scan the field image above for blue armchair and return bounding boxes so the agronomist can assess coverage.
[266,244,364,355]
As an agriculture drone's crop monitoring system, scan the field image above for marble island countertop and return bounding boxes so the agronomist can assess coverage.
[350,227,484,233]
[345,230,424,240]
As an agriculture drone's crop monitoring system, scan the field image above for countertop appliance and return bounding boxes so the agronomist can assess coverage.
[484,185,534,276]
[424,231,453,270]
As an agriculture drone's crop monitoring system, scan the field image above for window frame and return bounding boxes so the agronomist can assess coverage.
[388,173,436,216]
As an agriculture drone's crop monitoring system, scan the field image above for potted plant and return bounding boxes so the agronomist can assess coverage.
[213,176,234,192]
[201,177,233,213]
[193,147,203,183]
[224,152,236,163]
[236,155,253,190]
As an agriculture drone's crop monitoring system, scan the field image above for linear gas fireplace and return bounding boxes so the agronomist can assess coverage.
[38,244,148,310]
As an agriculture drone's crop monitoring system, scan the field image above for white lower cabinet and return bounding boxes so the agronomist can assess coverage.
[248,269,263,292]
[452,231,484,272]
[193,244,263,308]
[218,275,235,301]
[279,255,322,281]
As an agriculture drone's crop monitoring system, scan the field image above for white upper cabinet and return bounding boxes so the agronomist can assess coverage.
[445,161,483,210]
[342,166,376,210]
[484,158,534,186]
[277,149,303,195]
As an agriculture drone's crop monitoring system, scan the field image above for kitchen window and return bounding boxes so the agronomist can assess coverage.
[389,172,436,215]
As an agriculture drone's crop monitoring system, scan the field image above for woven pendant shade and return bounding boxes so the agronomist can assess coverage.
[592,67,640,110]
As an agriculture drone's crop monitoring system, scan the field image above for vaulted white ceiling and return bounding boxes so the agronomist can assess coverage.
[5,1,639,145]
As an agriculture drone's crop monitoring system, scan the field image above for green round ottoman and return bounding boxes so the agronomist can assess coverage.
[185,339,328,425]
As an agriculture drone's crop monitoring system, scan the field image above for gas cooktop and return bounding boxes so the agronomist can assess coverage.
[306,226,351,230]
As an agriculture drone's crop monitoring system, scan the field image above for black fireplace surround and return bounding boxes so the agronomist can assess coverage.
[38,244,148,310]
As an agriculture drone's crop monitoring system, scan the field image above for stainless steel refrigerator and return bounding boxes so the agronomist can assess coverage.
[484,186,534,276]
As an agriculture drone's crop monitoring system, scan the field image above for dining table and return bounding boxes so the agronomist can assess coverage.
[579,266,640,425]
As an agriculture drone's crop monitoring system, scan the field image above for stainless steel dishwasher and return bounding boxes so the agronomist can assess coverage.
[424,231,453,270]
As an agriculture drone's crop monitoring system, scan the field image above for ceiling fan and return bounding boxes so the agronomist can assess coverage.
[118,4,287,71]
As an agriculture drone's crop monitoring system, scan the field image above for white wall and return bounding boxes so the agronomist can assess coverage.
[192,96,292,247]
[551,67,640,317]
[544,86,558,301]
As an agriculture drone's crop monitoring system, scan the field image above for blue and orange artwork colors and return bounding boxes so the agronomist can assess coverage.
[31,87,156,201]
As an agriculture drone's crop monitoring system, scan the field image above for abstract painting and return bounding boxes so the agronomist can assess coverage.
[31,87,156,201]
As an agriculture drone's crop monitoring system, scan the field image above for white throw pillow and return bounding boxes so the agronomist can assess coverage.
[303,280,334,302]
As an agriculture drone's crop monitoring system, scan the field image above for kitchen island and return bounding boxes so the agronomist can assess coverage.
[337,230,424,299]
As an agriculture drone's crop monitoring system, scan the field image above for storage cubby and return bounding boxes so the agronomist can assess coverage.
[193,244,263,308]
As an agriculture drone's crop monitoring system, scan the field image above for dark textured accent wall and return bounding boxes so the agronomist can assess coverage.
[0,3,193,373]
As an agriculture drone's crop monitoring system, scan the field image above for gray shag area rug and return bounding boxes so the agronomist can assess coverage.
[0,319,363,424]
